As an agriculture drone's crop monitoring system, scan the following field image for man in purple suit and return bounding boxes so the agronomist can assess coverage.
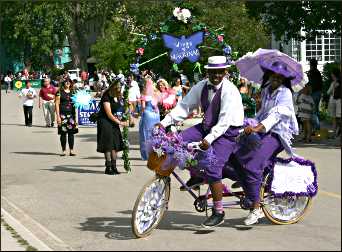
[159,56,244,228]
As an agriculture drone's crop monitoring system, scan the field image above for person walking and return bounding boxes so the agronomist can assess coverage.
[55,79,78,156]
[18,81,37,127]
[307,59,322,132]
[96,80,129,175]
[4,73,12,94]
[39,78,57,127]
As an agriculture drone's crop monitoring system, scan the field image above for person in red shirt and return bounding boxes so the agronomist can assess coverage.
[39,78,58,127]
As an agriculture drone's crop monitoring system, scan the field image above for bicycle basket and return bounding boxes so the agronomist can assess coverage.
[147,152,176,177]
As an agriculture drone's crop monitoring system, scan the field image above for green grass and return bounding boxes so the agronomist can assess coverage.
[1,216,38,251]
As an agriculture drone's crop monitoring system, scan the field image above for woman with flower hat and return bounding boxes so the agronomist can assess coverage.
[55,78,78,156]
[233,60,300,226]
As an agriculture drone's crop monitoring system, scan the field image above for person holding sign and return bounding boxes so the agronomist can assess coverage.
[18,81,37,127]
[157,56,244,228]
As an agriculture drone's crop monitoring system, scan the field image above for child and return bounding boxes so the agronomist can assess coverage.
[297,86,315,143]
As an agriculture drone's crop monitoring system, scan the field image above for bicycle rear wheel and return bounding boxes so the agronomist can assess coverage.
[261,173,312,225]
[131,175,171,238]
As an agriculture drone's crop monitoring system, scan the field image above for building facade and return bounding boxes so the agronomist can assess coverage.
[271,30,341,72]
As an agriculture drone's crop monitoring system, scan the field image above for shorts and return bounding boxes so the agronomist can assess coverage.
[328,99,341,118]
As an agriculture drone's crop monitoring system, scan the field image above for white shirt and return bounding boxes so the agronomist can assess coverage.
[19,87,37,106]
[4,76,11,82]
[128,80,141,102]
[161,78,244,144]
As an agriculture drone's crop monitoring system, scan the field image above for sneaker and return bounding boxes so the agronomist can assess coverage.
[231,181,241,189]
[180,176,204,191]
[244,208,264,226]
[201,209,225,228]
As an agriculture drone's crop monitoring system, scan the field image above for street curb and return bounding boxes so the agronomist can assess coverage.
[1,196,73,251]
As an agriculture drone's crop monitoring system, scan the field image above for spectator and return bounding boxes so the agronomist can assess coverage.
[307,58,323,132]
[80,70,88,83]
[55,79,78,156]
[96,80,129,175]
[173,78,183,102]
[4,73,11,94]
[327,69,341,137]
[126,75,141,118]
[39,78,58,127]
[297,85,315,143]
[17,81,37,127]
[182,80,191,97]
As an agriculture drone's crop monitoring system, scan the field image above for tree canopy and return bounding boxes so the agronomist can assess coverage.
[245,1,342,42]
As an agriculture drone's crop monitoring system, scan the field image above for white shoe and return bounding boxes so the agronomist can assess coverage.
[244,208,264,226]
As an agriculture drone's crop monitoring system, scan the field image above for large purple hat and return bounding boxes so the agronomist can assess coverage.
[235,48,308,92]
[259,60,296,79]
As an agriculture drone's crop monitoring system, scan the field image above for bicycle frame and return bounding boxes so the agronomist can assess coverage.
[171,170,244,210]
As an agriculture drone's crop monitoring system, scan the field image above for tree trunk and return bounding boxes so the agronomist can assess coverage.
[69,1,87,70]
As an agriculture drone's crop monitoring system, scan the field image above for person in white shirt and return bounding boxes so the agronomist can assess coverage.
[127,75,141,117]
[4,74,12,94]
[18,81,37,126]
[157,56,244,228]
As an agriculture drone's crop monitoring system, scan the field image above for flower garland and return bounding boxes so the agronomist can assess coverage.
[122,83,131,172]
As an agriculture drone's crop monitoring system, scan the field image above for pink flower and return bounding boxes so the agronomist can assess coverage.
[217,35,224,43]
[136,48,144,55]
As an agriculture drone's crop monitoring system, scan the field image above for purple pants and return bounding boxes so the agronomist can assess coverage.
[180,124,240,183]
[234,132,283,203]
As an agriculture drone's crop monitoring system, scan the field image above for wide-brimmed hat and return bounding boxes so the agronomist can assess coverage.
[204,56,230,69]
[259,59,295,80]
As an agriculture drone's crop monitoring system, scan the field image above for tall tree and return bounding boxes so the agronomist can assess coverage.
[245,1,342,42]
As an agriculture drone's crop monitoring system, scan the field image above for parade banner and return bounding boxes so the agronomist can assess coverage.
[77,99,100,126]
[13,79,42,90]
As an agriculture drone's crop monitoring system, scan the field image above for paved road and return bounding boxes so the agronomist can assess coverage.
[1,91,341,250]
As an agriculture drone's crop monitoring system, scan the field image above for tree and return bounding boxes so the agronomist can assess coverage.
[91,18,136,73]
[121,0,269,81]
[245,1,342,42]
[0,0,121,71]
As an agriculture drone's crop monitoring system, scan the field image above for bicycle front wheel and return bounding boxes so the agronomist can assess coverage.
[131,175,171,238]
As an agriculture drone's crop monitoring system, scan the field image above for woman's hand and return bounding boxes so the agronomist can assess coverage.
[244,123,265,135]
[57,116,62,126]
[120,121,129,127]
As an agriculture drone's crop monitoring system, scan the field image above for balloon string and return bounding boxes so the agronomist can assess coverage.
[139,52,168,67]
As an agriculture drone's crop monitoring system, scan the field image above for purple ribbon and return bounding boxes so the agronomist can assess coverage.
[207,63,229,68]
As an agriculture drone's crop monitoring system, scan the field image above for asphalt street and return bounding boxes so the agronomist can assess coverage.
[1,91,341,250]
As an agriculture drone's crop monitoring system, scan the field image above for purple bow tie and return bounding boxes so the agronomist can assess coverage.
[207,84,218,92]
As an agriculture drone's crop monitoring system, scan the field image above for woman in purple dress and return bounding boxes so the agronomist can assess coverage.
[234,61,299,225]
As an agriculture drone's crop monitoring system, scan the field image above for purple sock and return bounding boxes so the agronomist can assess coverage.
[213,200,223,213]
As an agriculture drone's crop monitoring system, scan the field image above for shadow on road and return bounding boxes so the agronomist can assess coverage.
[41,165,105,174]
[1,123,49,128]
[79,209,268,240]
[12,151,60,156]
